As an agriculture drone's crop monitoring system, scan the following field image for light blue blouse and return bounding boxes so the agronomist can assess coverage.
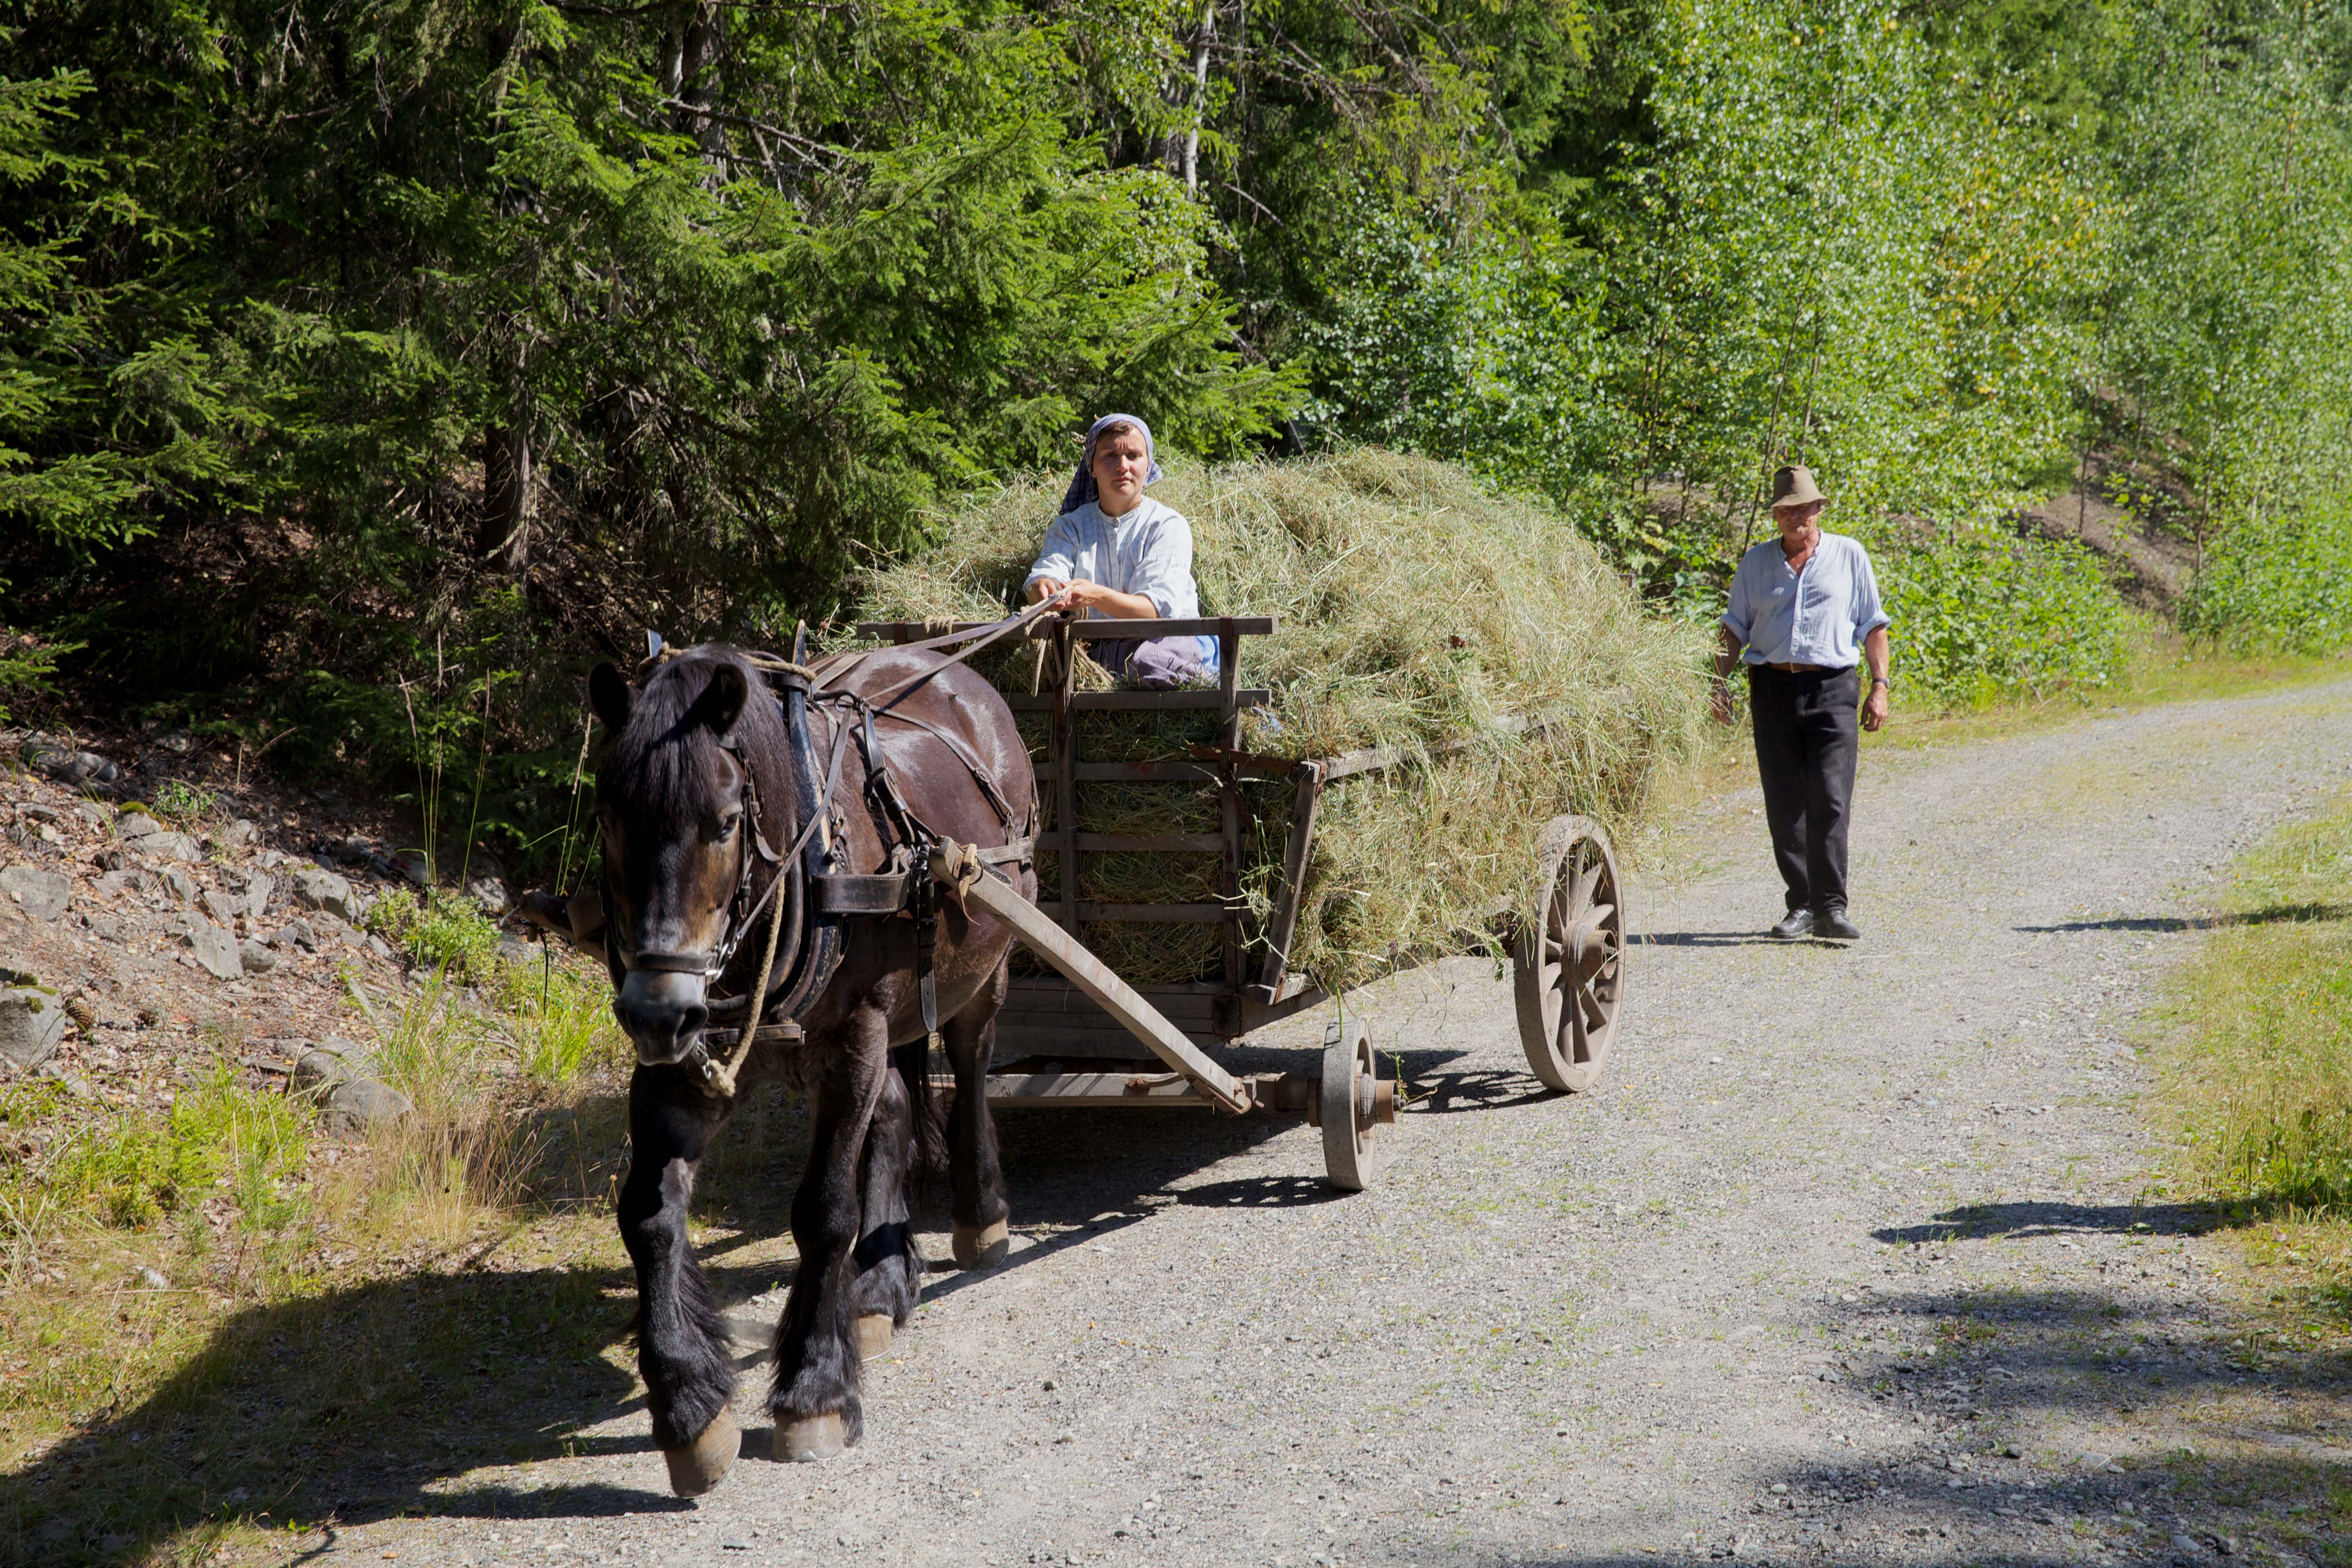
[1023,497,1220,671]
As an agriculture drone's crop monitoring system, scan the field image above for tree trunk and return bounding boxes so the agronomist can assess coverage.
[480,413,535,573]
[663,3,729,170]
[1183,0,1217,195]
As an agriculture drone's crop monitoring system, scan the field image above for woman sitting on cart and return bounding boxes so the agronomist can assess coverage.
[1023,413,1219,690]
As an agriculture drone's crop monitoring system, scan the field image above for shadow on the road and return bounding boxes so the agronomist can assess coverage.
[2017,902,2348,934]
[1400,1066,1559,1114]
[0,1253,761,1567]
[1635,930,1792,947]
[1467,1279,2352,1568]
[1170,1174,1349,1209]
[1872,1200,2227,1245]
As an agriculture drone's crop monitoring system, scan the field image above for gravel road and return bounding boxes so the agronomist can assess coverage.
[367,678,2352,1568]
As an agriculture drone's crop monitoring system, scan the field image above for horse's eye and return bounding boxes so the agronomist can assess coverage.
[715,813,742,842]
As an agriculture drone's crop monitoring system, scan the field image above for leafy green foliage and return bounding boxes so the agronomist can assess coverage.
[3,0,2347,768]
[366,890,500,981]
[1881,527,2136,700]
[2183,500,2352,654]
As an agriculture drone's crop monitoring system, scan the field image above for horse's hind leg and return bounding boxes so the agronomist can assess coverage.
[617,1067,740,1497]
[944,980,1011,1270]
[847,1047,923,1359]
[771,1002,890,1460]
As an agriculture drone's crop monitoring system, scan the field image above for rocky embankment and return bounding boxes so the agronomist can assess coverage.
[1,727,521,1142]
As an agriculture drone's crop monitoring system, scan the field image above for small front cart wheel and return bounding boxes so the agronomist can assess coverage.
[1514,815,1626,1093]
[1320,1016,1388,1191]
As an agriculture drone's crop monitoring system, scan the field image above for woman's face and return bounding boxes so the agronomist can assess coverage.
[1090,428,1151,515]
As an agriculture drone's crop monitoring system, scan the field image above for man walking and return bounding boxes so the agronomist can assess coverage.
[1711,465,1892,941]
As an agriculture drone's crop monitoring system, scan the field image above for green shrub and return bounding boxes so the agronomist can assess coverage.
[366,888,499,979]
[1880,525,2138,701]
[2183,502,2352,655]
[148,778,218,826]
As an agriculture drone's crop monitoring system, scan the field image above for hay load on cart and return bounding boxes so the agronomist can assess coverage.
[846,447,1704,1184]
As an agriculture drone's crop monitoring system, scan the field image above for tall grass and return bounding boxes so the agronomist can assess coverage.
[2156,794,2352,1217]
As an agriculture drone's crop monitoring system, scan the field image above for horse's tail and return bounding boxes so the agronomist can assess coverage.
[893,1039,952,1212]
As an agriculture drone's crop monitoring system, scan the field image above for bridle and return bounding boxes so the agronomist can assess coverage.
[606,686,854,1010]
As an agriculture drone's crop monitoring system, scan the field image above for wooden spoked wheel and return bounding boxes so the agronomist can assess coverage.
[1513,815,1625,1093]
[1320,1016,1387,1191]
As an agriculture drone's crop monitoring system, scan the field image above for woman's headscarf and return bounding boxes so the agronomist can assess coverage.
[1059,413,1163,516]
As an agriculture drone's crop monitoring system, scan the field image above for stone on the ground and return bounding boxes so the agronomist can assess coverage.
[395,852,433,887]
[201,887,242,926]
[22,805,61,825]
[219,819,258,848]
[47,751,117,786]
[244,872,272,919]
[496,933,539,967]
[289,867,365,923]
[239,940,277,975]
[321,1075,412,1134]
[143,830,203,863]
[180,922,242,980]
[0,988,69,1070]
[82,912,124,941]
[116,810,163,839]
[134,1266,170,1290]
[0,864,70,921]
[467,875,508,913]
[161,867,200,904]
[290,1034,374,1099]
[272,917,319,951]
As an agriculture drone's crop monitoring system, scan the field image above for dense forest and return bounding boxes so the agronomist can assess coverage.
[3,0,2349,859]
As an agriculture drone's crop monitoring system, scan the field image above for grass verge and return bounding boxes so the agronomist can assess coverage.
[2149,786,2352,1325]
[0,938,732,1568]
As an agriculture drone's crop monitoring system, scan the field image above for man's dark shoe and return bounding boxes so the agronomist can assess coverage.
[1769,908,1814,941]
[1814,905,1862,941]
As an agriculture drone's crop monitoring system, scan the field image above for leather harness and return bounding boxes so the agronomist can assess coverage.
[608,617,1042,1091]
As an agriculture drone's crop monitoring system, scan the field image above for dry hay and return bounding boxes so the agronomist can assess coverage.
[848,447,1706,993]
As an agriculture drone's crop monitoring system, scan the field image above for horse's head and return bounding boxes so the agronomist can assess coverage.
[589,652,779,1068]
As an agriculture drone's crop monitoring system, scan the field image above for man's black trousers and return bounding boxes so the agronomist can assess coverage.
[1748,665,1861,914]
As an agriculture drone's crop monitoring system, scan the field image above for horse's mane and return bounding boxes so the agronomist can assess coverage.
[599,647,788,822]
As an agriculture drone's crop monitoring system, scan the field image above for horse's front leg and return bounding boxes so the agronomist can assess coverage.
[847,1045,925,1361]
[944,966,1011,1270]
[771,1002,890,1460]
[617,1065,740,1497]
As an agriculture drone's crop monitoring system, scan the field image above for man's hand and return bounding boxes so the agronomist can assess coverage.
[1862,682,1890,733]
[1710,679,1738,726]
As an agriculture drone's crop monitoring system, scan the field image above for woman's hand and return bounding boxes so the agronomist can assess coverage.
[1057,580,1158,619]
[1027,577,1068,606]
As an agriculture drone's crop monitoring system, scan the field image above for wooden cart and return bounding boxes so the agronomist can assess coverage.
[864,614,1628,1190]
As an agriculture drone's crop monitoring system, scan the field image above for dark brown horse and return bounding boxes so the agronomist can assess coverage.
[585,642,1035,1495]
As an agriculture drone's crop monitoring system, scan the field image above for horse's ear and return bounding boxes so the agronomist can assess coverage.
[589,663,633,734]
[689,663,748,738]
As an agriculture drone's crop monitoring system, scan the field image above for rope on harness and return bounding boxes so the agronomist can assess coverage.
[702,844,792,1099]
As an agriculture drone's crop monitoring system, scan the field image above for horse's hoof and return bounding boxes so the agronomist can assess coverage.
[661,1407,740,1498]
[952,1219,1009,1270]
[856,1313,894,1360]
[774,1412,846,1463]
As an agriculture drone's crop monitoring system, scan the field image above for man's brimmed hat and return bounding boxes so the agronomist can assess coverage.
[1768,464,1826,511]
